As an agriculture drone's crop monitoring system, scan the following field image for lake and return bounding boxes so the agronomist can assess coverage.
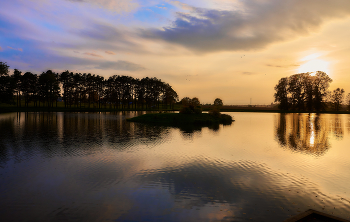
[0,112,350,221]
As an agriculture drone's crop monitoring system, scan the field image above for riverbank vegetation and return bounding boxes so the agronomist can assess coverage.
[0,62,178,111]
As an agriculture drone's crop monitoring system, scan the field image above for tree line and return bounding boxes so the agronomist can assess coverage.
[0,62,178,110]
[274,71,349,111]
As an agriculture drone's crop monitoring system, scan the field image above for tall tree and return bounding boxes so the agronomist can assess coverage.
[0,62,14,104]
[0,62,9,76]
[331,88,345,111]
[304,74,314,111]
[12,69,22,107]
[288,73,308,110]
[346,93,350,111]
[274,71,332,111]
[313,71,332,111]
[21,72,37,107]
[213,98,223,108]
[38,70,60,108]
[274,77,289,110]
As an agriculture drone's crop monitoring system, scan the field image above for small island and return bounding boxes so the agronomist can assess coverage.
[127,112,234,125]
[127,97,234,127]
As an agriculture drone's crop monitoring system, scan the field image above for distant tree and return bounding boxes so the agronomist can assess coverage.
[181,97,191,106]
[274,77,289,110]
[12,69,22,107]
[0,63,178,110]
[274,71,332,111]
[213,98,223,107]
[313,71,332,111]
[38,70,60,108]
[180,97,202,114]
[191,97,200,106]
[346,93,350,111]
[162,83,178,109]
[0,62,14,104]
[21,72,38,107]
[331,88,345,111]
[0,62,9,76]
[288,73,308,110]
[304,73,314,111]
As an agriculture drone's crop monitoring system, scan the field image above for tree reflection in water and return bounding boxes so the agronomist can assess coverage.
[0,112,228,160]
[275,113,344,156]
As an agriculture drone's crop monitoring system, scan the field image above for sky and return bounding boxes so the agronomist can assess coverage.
[1,0,350,105]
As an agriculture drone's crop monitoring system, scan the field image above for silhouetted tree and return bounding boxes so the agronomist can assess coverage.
[304,74,314,111]
[274,71,332,111]
[313,71,332,111]
[0,62,9,76]
[0,62,178,110]
[12,69,22,107]
[274,77,289,110]
[331,88,345,111]
[38,70,60,108]
[162,83,178,109]
[59,70,71,108]
[21,72,37,107]
[191,97,200,106]
[213,98,223,108]
[180,97,202,114]
[346,93,350,111]
[288,73,308,110]
[0,62,14,104]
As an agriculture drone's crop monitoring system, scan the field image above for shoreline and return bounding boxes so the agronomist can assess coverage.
[1,106,350,114]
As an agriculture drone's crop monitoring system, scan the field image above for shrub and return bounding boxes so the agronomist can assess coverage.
[194,106,202,114]
[180,97,202,114]
[208,108,221,117]
[179,106,193,114]
[220,114,233,124]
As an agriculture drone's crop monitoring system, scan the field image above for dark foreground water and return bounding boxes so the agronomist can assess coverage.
[0,112,350,222]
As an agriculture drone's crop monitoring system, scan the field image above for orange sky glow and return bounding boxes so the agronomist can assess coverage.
[1,0,350,104]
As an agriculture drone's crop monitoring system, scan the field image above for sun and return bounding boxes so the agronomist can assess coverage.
[297,54,330,75]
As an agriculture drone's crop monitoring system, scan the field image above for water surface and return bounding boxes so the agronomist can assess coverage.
[0,112,350,221]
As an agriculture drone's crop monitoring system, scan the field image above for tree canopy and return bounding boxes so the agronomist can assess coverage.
[180,97,202,114]
[0,62,179,110]
[274,71,347,111]
[213,98,223,107]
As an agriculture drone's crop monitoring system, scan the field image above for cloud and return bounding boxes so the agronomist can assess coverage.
[66,0,139,14]
[7,46,23,51]
[77,22,138,47]
[143,0,350,53]
[170,1,194,11]
[266,64,299,68]
[73,51,80,53]
[242,72,254,75]
[0,46,2,51]
[105,50,115,55]
[83,52,103,58]
[95,60,145,71]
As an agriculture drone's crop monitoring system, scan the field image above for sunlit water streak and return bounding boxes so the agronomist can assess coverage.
[0,112,350,221]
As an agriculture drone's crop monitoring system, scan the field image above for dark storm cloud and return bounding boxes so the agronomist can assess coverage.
[142,0,350,53]
[95,60,146,71]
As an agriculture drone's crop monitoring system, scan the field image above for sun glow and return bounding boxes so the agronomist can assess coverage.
[298,57,330,75]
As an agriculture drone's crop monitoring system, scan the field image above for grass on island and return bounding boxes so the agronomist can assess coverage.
[126,112,234,126]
